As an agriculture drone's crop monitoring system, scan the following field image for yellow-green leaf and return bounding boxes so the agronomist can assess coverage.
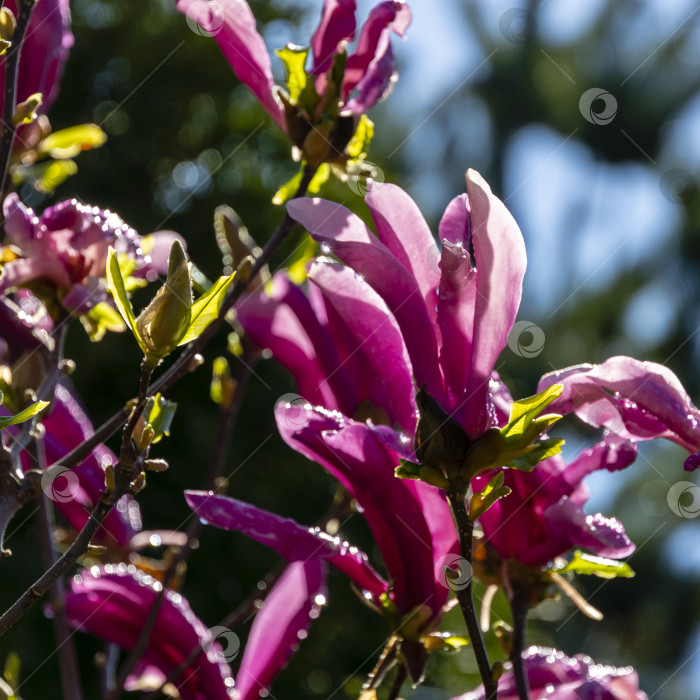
[346,115,374,160]
[38,123,107,159]
[80,301,126,341]
[177,272,235,346]
[549,550,635,579]
[106,247,145,353]
[274,45,309,105]
[0,400,49,429]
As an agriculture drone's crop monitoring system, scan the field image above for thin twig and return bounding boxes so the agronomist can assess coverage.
[386,664,407,700]
[446,485,498,700]
[35,439,84,700]
[509,587,530,700]
[0,0,36,198]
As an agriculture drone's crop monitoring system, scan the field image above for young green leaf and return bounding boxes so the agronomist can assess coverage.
[38,123,107,159]
[106,247,144,352]
[469,471,511,521]
[177,272,235,346]
[549,550,635,579]
[0,399,49,429]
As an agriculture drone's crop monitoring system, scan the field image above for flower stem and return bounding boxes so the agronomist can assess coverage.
[386,664,407,700]
[509,587,530,700]
[446,486,498,700]
[0,0,36,199]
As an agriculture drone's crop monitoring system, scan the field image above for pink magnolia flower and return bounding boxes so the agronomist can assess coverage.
[454,646,648,700]
[64,561,326,700]
[539,357,700,471]
[176,0,410,144]
[0,0,74,115]
[0,194,181,313]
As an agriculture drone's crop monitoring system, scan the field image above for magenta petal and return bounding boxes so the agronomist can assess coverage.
[177,0,285,131]
[343,1,411,97]
[275,404,451,615]
[142,231,187,275]
[310,0,357,74]
[236,274,353,411]
[437,194,478,421]
[541,356,700,454]
[65,565,234,700]
[307,258,417,433]
[236,561,326,700]
[461,170,526,437]
[545,499,635,560]
[455,646,648,700]
[184,490,386,598]
[288,196,441,406]
[343,32,395,114]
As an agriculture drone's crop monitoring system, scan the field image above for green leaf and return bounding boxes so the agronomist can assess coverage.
[0,400,49,429]
[274,45,309,105]
[272,162,329,206]
[141,394,177,443]
[210,356,232,405]
[549,551,635,579]
[12,159,78,192]
[469,471,511,521]
[506,437,565,471]
[500,384,563,443]
[106,247,146,353]
[38,123,107,159]
[80,301,126,341]
[177,273,235,346]
[346,115,375,160]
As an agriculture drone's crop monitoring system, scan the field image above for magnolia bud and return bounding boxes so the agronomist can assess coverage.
[136,240,192,364]
[13,93,43,125]
[0,7,16,42]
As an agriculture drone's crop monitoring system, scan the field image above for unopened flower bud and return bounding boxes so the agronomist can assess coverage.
[13,93,43,125]
[0,7,15,42]
[144,458,169,472]
[131,472,146,494]
[136,240,192,364]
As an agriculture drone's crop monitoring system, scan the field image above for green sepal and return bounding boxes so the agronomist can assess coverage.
[12,159,78,193]
[469,470,511,522]
[177,272,235,346]
[414,386,470,472]
[0,399,49,429]
[38,123,107,159]
[395,460,421,480]
[287,233,319,284]
[0,40,11,56]
[548,550,635,579]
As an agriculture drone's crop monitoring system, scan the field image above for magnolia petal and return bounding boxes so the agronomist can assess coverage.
[289,196,441,407]
[235,561,327,700]
[275,404,445,615]
[307,258,417,433]
[310,0,357,74]
[454,646,648,700]
[184,490,386,598]
[176,0,285,131]
[343,1,411,97]
[65,565,234,700]
[540,356,700,458]
[462,170,526,437]
[236,273,353,412]
[545,499,635,560]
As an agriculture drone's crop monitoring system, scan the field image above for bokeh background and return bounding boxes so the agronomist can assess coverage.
[1,0,700,697]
